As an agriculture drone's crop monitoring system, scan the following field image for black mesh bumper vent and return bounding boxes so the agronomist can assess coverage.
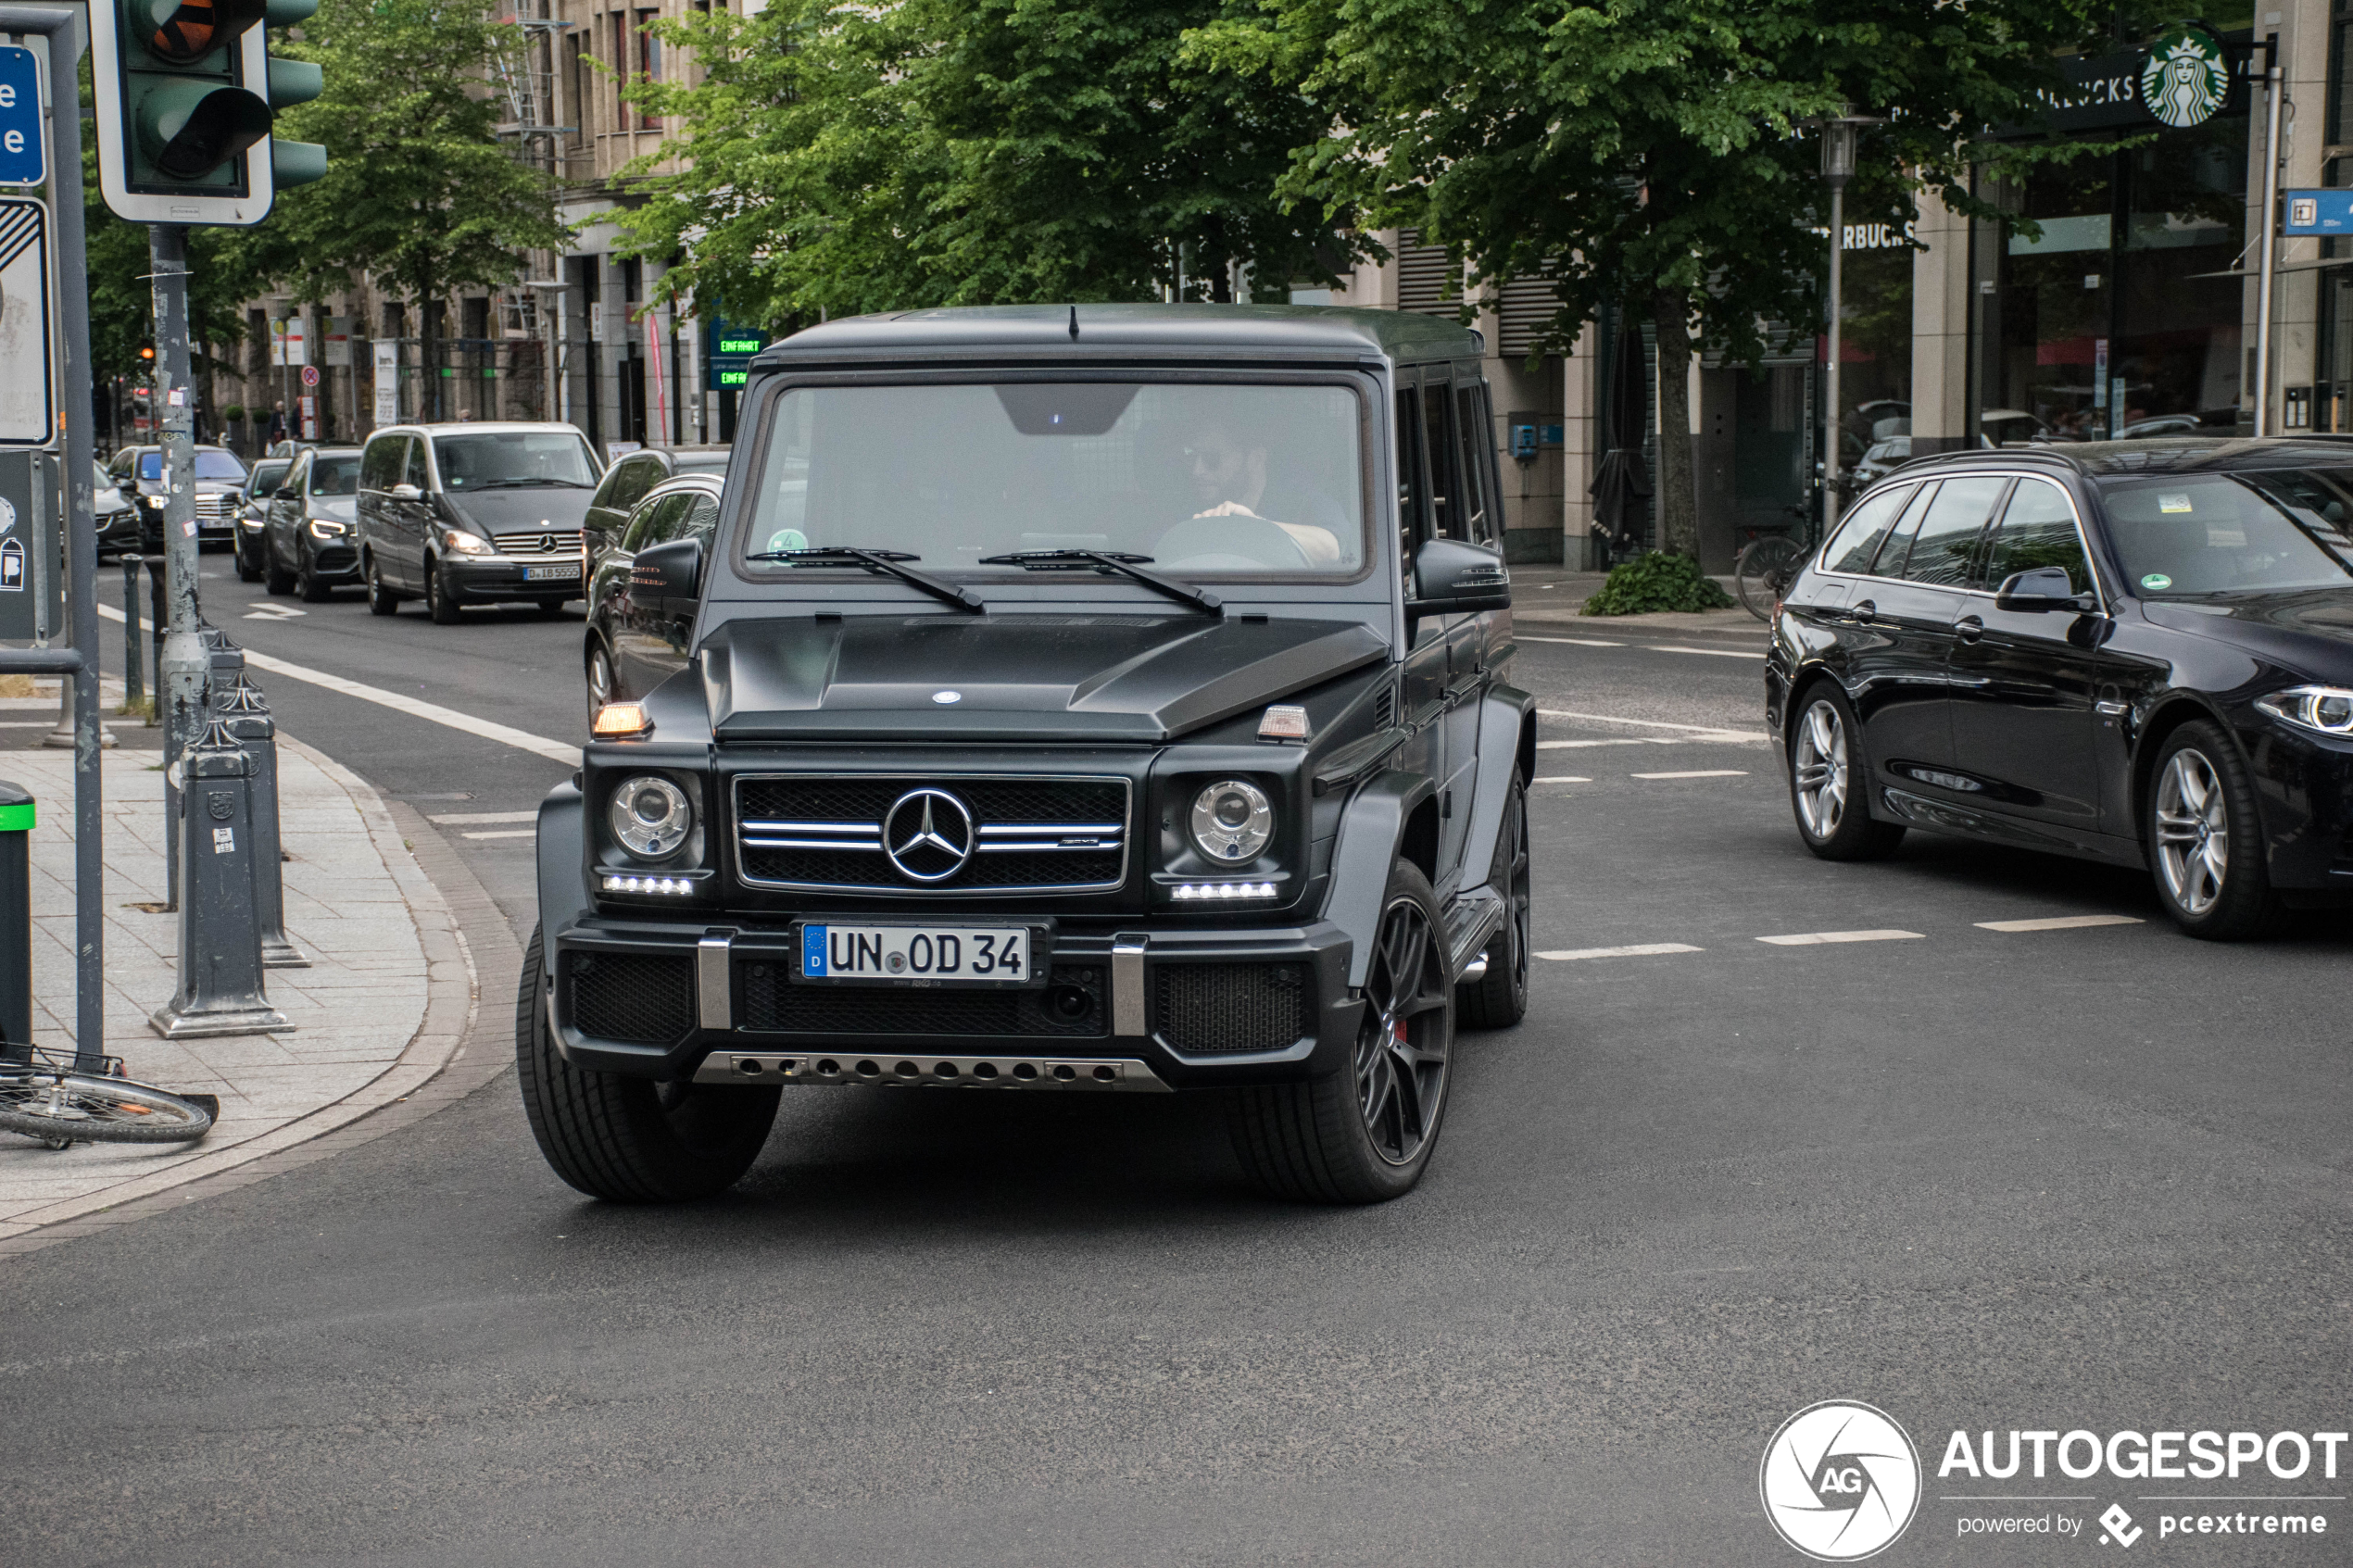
[1154,964,1310,1055]
[739,962,1109,1039]
[568,951,697,1046]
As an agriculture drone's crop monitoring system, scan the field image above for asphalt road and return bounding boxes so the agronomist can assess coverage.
[5,564,2350,1566]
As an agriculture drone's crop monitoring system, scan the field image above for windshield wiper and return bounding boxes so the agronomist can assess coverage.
[746,546,986,614]
[470,477,591,489]
[976,549,1221,616]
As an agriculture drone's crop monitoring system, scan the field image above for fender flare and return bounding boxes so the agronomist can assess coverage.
[535,778,591,942]
[1455,683,1537,889]
[1325,769,1438,988]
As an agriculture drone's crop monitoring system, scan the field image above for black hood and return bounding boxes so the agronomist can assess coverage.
[701,613,1389,744]
[2143,587,2353,680]
[442,486,597,533]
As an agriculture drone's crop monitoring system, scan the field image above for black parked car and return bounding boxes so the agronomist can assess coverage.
[522,304,1535,1205]
[258,445,364,601]
[581,444,730,562]
[231,456,294,583]
[92,459,142,559]
[355,422,603,621]
[1768,437,2353,939]
[582,470,722,718]
[106,444,249,549]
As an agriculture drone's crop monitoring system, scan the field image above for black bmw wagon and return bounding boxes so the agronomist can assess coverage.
[1766,438,2353,939]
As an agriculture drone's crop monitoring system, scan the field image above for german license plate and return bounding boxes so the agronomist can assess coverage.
[524,562,580,582]
[797,922,1039,985]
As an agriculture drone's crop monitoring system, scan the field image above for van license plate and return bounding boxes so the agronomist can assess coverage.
[524,562,579,582]
[798,923,1038,985]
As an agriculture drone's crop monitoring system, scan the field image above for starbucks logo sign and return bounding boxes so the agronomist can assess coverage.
[2140,26,2229,129]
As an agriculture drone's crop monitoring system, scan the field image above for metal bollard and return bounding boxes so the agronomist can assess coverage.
[215,674,308,968]
[0,780,30,1061]
[150,717,291,1039]
[120,554,145,713]
[162,621,245,909]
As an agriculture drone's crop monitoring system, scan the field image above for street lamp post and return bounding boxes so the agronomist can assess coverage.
[1818,110,1882,531]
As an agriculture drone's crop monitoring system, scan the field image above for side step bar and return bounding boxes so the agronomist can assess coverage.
[693,1050,1173,1093]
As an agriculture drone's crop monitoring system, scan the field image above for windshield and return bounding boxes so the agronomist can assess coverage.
[433,432,598,490]
[743,382,1366,577]
[2103,470,2353,596]
[250,462,289,495]
[138,450,248,482]
[308,456,363,496]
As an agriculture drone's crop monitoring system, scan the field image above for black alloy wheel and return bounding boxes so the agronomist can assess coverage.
[1224,858,1454,1203]
[1788,683,1905,861]
[263,533,296,596]
[2145,719,2284,940]
[295,544,331,603]
[426,558,462,625]
[365,555,399,616]
[585,640,617,721]
[1458,767,1529,1028]
[233,530,263,583]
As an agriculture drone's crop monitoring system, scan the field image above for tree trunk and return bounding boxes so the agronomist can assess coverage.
[416,280,439,423]
[1650,284,1698,558]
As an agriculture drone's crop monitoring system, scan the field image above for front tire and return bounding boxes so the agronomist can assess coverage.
[585,638,617,722]
[427,559,462,624]
[263,538,296,596]
[296,546,332,603]
[1457,768,1529,1029]
[365,555,399,616]
[1788,684,1905,860]
[1225,859,1454,1204]
[2146,721,2284,940]
[514,924,781,1201]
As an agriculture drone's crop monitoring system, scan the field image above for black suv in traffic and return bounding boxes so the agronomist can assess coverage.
[522,305,1537,1205]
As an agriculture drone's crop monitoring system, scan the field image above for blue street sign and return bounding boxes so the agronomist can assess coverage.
[0,47,41,187]
[2284,189,2353,236]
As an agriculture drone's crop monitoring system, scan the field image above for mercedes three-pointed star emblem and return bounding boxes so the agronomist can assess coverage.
[883,788,975,883]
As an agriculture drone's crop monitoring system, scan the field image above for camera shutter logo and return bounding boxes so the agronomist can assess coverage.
[2140,27,2229,129]
[1759,1400,1921,1561]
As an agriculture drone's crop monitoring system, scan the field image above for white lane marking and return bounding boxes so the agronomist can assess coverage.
[431,809,538,825]
[244,603,307,620]
[1540,734,1758,749]
[460,828,537,840]
[98,602,581,765]
[1539,709,1772,741]
[0,721,57,727]
[1536,943,1704,961]
[1975,914,2145,933]
[1521,635,1626,647]
[1631,770,1748,780]
[1645,645,1768,659]
[1757,929,1924,947]
[1530,774,1591,784]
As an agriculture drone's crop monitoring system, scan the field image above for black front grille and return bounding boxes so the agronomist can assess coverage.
[739,961,1109,1038]
[1155,963,1310,1054]
[568,951,696,1046]
[735,775,1128,892]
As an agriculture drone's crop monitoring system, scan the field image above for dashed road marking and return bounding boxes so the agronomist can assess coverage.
[1522,635,1627,647]
[459,828,537,840]
[431,809,538,825]
[1975,914,2145,933]
[1539,709,1771,742]
[1530,775,1591,784]
[1631,770,1748,780]
[1757,929,1924,946]
[1645,644,1768,659]
[1541,735,1719,749]
[1536,943,1704,961]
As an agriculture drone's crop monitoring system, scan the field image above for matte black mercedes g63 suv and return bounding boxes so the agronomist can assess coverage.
[520,305,1538,1204]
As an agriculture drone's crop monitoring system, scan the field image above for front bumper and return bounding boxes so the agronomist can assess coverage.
[2239,711,2353,892]
[442,553,584,601]
[546,914,1360,1090]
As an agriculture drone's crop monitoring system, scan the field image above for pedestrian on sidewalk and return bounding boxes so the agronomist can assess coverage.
[267,401,288,446]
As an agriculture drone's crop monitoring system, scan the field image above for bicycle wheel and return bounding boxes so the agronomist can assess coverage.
[1735,534,1806,622]
[0,1071,215,1146]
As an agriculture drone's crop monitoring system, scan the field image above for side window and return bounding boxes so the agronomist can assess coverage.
[618,456,657,509]
[1898,475,2009,586]
[1454,382,1498,546]
[281,455,309,496]
[683,494,719,542]
[1395,386,1430,565]
[1420,382,1463,539]
[1982,479,2092,594]
[1821,484,1915,575]
[360,437,406,492]
[623,492,687,553]
[402,438,431,492]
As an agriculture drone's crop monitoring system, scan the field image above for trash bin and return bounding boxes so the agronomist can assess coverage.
[0,779,31,1059]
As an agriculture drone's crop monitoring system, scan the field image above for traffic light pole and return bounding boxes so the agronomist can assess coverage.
[149,223,205,903]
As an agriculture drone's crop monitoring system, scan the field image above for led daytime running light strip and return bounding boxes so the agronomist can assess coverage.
[601,874,696,895]
[1171,881,1277,900]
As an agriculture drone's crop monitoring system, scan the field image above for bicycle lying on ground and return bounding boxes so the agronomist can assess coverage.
[0,1047,215,1148]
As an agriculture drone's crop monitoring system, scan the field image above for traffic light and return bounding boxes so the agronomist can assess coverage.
[91,0,328,226]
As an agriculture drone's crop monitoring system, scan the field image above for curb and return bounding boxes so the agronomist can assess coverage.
[0,739,523,1258]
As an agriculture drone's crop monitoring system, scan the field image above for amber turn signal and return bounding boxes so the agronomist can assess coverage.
[592,701,652,738]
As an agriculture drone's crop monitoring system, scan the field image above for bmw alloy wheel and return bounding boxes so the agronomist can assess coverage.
[1793,698,1848,839]
[2155,746,2229,916]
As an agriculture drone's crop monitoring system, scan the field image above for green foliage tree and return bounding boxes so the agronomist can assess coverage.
[611,0,1356,331]
[1187,0,2117,555]
[221,0,567,419]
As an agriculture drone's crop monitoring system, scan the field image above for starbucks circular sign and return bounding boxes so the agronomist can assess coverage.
[2141,26,2230,129]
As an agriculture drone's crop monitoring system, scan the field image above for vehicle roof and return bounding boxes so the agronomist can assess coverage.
[297,446,365,457]
[644,472,724,498]
[1890,435,2353,482]
[372,421,592,437]
[754,303,1486,368]
[120,444,233,453]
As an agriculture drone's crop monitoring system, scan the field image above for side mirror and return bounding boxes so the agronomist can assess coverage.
[633,536,704,604]
[1410,536,1511,613]
[1994,566,2086,613]
[388,483,422,501]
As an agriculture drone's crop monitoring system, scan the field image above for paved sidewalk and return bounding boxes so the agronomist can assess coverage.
[0,694,472,1242]
[1511,571,1764,633]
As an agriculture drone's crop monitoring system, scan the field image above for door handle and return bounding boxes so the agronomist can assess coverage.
[1849,599,1875,624]
[1955,614,1984,644]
